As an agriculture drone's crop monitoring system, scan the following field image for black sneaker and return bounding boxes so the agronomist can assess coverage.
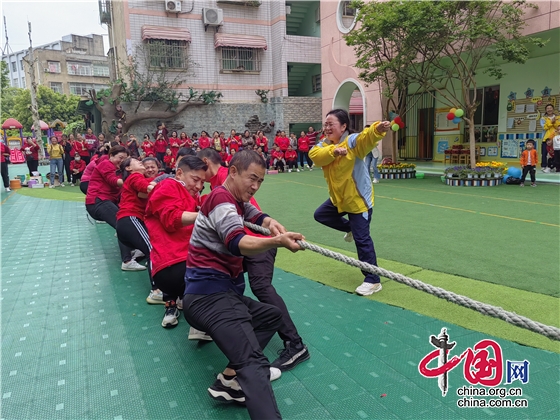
[271,341,310,371]
[161,301,179,328]
[208,373,246,405]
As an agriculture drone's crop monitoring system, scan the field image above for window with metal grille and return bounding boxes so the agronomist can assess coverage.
[220,47,260,72]
[146,40,188,69]
[342,1,356,16]
[11,62,16,72]
[69,83,93,95]
[312,74,321,92]
[67,62,92,76]
[50,82,63,93]
[47,61,61,73]
[93,65,110,77]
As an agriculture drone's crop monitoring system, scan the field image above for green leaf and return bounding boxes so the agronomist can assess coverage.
[98,100,104,106]
[85,100,94,106]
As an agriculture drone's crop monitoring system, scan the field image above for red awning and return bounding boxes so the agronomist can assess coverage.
[2,118,23,129]
[141,25,191,43]
[214,33,267,50]
[35,120,49,131]
[349,96,363,114]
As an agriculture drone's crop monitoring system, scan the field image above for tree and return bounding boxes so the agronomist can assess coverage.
[6,86,82,130]
[86,44,222,140]
[345,0,546,166]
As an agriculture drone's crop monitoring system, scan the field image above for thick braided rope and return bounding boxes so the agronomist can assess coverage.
[245,222,560,341]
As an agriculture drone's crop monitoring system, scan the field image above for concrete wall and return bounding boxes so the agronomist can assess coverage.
[125,96,321,142]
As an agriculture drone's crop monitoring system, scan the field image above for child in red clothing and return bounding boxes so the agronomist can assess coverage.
[70,155,86,185]
[285,145,298,172]
[271,145,285,172]
[163,148,176,173]
[225,148,236,166]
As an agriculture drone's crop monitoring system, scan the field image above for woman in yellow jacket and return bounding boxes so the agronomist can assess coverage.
[309,109,390,296]
[540,103,559,173]
[47,136,66,188]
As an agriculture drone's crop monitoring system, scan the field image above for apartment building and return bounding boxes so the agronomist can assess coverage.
[2,34,110,96]
[100,0,323,136]
[320,0,560,163]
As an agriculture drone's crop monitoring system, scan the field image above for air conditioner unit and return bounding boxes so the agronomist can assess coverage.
[165,1,181,13]
[202,8,223,26]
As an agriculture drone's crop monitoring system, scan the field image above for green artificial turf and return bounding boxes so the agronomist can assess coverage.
[256,172,560,297]
[15,185,84,202]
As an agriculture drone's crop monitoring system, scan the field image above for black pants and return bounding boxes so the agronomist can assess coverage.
[244,249,301,344]
[314,199,380,283]
[71,172,83,184]
[298,151,313,168]
[86,198,133,263]
[82,154,91,165]
[273,160,284,172]
[1,161,9,188]
[183,291,283,420]
[80,181,89,195]
[116,216,154,289]
[63,158,72,182]
[521,165,536,183]
[153,262,186,302]
[554,150,560,172]
[286,159,297,170]
[540,142,548,169]
[156,152,165,164]
[26,159,39,176]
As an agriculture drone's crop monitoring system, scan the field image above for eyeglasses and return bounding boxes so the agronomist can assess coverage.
[323,123,339,129]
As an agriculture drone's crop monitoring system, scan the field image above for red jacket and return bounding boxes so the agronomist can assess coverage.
[116,172,153,220]
[22,142,40,160]
[285,150,297,161]
[163,154,176,169]
[70,159,86,173]
[272,150,284,160]
[145,178,199,276]
[74,141,90,157]
[520,149,538,167]
[169,138,181,156]
[1,142,10,163]
[82,155,101,182]
[219,151,228,162]
[181,138,193,148]
[274,136,290,152]
[228,139,240,152]
[298,137,310,152]
[256,136,268,153]
[141,141,155,157]
[85,158,122,205]
[154,138,168,154]
[199,136,211,149]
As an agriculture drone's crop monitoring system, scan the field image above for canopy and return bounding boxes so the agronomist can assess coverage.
[33,120,49,131]
[141,25,191,43]
[214,33,268,50]
[2,118,23,129]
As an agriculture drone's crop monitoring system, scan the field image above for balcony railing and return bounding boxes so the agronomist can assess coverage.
[99,0,111,24]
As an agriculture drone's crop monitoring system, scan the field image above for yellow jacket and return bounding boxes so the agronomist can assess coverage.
[47,144,64,159]
[542,115,560,142]
[309,122,385,214]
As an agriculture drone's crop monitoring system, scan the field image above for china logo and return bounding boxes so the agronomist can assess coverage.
[418,328,529,397]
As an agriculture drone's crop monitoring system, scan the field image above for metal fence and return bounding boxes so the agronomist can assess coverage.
[220,47,261,72]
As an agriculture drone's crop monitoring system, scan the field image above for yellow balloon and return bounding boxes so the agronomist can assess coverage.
[450,108,457,113]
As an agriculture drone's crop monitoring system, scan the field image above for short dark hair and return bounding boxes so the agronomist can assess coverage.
[526,140,536,146]
[109,145,128,156]
[177,147,196,159]
[177,156,208,172]
[229,150,266,173]
[197,147,223,165]
[326,109,353,134]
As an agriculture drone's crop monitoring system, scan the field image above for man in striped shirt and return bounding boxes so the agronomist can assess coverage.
[183,150,304,420]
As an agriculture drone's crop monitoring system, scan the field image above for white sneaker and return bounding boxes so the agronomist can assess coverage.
[355,282,382,296]
[542,168,550,173]
[49,185,55,189]
[309,168,313,171]
[297,168,300,172]
[162,302,179,328]
[71,183,75,187]
[146,289,164,305]
[372,178,380,184]
[288,169,292,173]
[344,232,354,242]
[121,259,147,271]
[269,367,282,382]
[5,187,10,192]
[188,327,213,341]
[176,297,183,311]
[95,220,107,224]
[59,183,65,187]
[131,249,145,259]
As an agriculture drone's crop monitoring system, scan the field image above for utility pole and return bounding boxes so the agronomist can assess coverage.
[24,21,44,159]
